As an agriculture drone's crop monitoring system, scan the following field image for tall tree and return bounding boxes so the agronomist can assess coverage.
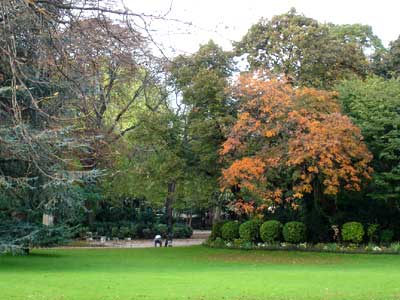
[169,40,235,220]
[221,71,372,216]
[104,104,184,233]
[0,0,170,251]
[337,76,400,205]
[105,41,235,230]
[374,35,400,78]
[235,8,383,89]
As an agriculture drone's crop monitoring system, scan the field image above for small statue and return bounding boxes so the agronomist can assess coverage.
[331,225,339,242]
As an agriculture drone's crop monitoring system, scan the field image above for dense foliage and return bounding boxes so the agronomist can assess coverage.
[221,72,372,214]
[210,221,226,240]
[381,229,395,244]
[337,77,400,204]
[235,8,383,88]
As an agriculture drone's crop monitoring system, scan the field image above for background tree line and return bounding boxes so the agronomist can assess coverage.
[0,2,399,249]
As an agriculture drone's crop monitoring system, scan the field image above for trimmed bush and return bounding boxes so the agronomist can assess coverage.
[380,229,394,244]
[239,220,260,242]
[210,221,226,240]
[173,224,193,238]
[260,220,282,243]
[283,221,306,243]
[342,222,364,244]
[221,221,240,241]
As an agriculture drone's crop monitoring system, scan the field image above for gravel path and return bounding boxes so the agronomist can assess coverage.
[58,230,211,249]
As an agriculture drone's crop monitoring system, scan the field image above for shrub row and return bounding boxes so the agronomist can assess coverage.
[79,223,192,239]
[213,220,307,244]
[212,220,396,245]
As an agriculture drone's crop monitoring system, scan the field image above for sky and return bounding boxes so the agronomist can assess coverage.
[126,0,400,56]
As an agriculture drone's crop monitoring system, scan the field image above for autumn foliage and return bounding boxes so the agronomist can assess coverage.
[221,71,373,210]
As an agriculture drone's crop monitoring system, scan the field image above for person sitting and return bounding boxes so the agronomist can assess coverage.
[154,234,162,247]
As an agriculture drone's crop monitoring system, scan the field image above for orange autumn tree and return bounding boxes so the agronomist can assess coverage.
[220,71,373,214]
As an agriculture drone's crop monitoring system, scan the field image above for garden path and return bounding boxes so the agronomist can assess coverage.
[58,230,210,249]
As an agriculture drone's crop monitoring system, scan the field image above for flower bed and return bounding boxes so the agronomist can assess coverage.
[204,238,400,255]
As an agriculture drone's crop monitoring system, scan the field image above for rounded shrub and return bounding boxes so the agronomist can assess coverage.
[239,220,260,242]
[283,221,306,243]
[341,222,364,244]
[172,226,184,238]
[173,224,193,238]
[260,220,282,243]
[210,221,226,240]
[221,221,240,241]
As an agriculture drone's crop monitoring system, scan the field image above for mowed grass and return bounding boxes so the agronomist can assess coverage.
[1,246,400,300]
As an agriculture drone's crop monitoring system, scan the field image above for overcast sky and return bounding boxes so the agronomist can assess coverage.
[127,0,400,56]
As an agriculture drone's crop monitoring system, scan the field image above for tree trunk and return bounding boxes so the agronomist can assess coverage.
[313,178,336,219]
[85,200,95,228]
[213,206,221,223]
[165,181,176,237]
[313,179,327,218]
[188,211,193,227]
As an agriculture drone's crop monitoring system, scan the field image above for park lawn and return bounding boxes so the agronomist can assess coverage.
[1,246,400,300]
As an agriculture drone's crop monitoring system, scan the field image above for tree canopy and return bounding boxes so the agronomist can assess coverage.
[221,71,372,214]
[337,76,400,204]
[235,8,383,88]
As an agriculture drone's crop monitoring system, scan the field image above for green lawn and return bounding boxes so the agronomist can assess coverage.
[1,246,400,300]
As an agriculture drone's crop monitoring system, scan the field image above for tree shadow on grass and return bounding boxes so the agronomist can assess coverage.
[0,251,67,272]
[29,252,65,258]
